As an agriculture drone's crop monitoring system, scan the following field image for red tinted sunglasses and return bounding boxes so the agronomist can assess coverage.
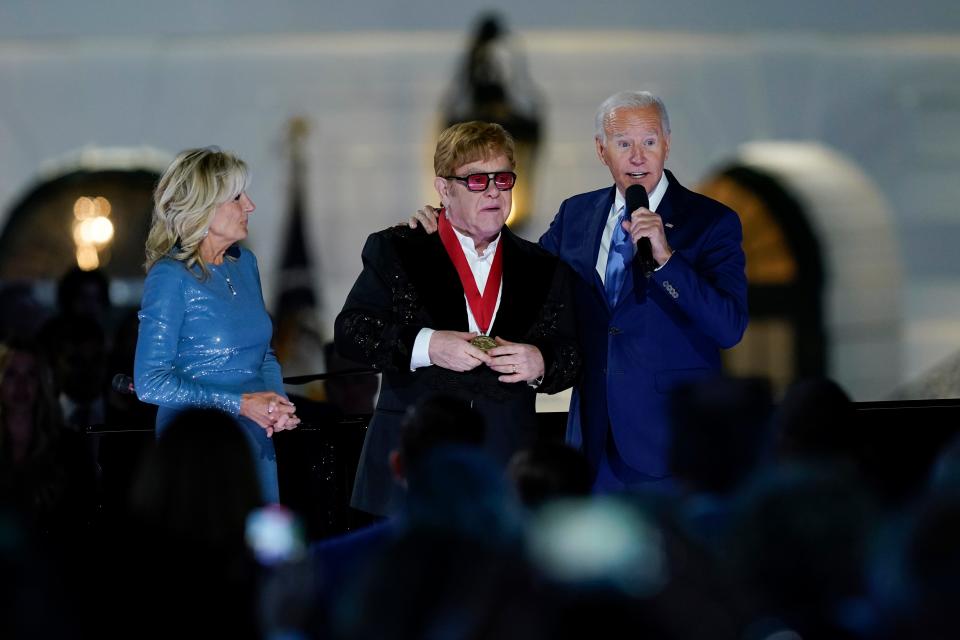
[444,171,517,192]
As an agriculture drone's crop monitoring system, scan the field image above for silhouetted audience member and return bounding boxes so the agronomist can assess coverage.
[391,394,485,491]
[726,463,878,639]
[0,340,95,542]
[668,376,772,552]
[774,376,857,463]
[670,375,772,495]
[335,523,547,640]
[130,407,264,546]
[0,506,80,639]
[316,394,486,558]
[35,312,111,529]
[56,266,112,331]
[333,447,531,640]
[344,393,489,531]
[104,408,264,639]
[403,445,522,543]
[313,395,492,638]
[870,490,960,640]
[772,377,907,507]
[314,392,486,547]
[507,441,592,509]
[527,495,753,640]
[36,313,109,431]
[0,340,96,634]
[104,308,156,426]
[928,432,960,493]
[0,282,49,342]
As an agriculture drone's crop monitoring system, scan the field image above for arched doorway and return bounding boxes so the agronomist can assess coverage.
[0,148,167,304]
[699,142,902,400]
[699,165,826,394]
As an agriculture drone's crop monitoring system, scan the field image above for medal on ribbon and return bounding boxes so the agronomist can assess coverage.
[437,209,503,352]
[469,335,497,351]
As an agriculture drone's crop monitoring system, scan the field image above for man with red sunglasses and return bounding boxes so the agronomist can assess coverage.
[335,121,580,518]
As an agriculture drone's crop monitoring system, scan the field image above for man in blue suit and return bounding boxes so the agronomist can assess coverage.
[540,90,748,491]
[413,91,748,492]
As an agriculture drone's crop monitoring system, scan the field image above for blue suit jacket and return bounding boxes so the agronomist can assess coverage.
[539,170,748,477]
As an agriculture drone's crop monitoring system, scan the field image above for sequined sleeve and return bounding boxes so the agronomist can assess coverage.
[250,252,287,396]
[334,231,423,373]
[134,260,243,414]
[527,261,582,394]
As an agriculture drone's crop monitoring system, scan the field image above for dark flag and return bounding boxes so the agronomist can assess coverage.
[273,117,325,400]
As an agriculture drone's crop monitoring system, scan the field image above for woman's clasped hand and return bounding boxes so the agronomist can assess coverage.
[240,391,299,437]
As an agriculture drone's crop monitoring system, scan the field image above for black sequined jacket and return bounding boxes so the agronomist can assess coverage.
[334,224,581,516]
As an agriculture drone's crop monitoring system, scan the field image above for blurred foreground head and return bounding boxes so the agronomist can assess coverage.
[669,375,773,495]
[131,408,262,546]
[774,376,856,461]
[507,441,592,509]
[390,393,486,482]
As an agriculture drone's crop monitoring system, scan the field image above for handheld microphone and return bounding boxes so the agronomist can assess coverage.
[625,184,655,278]
[111,373,136,395]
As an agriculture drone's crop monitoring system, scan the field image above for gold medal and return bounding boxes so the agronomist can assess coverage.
[469,335,497,351]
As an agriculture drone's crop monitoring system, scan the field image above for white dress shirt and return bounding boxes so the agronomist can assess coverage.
[596,172,669,282]
[410,226,504,370]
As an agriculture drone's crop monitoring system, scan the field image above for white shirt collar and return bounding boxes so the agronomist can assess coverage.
[449,223,501,261]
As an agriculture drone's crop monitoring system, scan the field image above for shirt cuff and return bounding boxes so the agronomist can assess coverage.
[654,250,674,272]
[410,328,435,370]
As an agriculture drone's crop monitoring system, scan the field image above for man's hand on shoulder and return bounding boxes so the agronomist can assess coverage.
[407,205,440,234]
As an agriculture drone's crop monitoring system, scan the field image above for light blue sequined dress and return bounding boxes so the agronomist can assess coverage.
[134,245,284,502]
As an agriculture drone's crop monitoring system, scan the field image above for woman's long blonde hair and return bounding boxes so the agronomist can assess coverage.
[145,147,248,279]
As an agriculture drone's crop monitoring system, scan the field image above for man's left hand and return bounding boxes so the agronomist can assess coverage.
[487,337,545,384]
[625,206,673,266]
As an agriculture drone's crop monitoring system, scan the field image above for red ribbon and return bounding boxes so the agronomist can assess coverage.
[437,209,503,335]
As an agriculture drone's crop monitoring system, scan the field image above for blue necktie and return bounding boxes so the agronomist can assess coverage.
[604,208,634,306]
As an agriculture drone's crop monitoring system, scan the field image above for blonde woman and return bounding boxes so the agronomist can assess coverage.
[135,147,298,502]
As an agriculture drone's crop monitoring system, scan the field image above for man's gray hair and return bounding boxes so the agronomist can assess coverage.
[594,91,671,142]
